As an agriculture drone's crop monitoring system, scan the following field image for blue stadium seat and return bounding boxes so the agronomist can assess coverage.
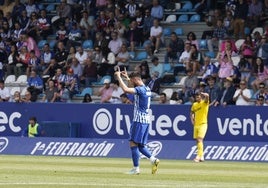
[205,51,215,58]
[37,40,47,49]
[49,39,57,49]
[76,87,93,97]
[199,39,207,49]
[135,51,148,61]
[174,28,183,35]
[181,1,193,11]
[129,51,135,60]
[82,40,93,50]
[177,14,188,23]
[189,14,201,22]
[163,28,172,36]
[46,4,55,12]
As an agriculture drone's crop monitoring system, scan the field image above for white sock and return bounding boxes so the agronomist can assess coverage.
[134,166,140,171]
[150,156,156,163]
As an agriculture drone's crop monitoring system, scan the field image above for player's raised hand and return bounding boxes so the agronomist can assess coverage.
[121,67,130,80]
[114,66,121,78]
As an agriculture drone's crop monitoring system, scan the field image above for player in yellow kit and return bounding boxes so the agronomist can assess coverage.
[190,91,209,162]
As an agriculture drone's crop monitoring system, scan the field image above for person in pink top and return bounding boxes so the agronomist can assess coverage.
[251,57,268,92]
[98,78,114,103]
[217,51,234,81]
[20,31,41,58]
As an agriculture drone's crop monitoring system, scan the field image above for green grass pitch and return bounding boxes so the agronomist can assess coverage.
[0,155,267,188]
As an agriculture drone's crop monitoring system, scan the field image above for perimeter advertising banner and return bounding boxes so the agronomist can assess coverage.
[0,137,267,162]
[0,103,267,142]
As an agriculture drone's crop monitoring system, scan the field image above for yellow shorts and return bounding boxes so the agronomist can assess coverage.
[193,124,208,139]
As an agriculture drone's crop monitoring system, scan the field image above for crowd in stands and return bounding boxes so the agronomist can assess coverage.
[0,0,267,106]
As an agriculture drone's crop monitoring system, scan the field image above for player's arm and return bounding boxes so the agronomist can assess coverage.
[114,68,135,94]
[201,92,209,103]
[190,111,195,126]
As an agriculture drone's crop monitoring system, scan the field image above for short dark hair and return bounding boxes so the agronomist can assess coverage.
[29,116,37,122]
[129,72,141,78]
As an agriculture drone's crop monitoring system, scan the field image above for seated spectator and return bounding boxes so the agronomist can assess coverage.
[150,56,164,78]
[207,18,227,52]
[51,82,70,103]
[56,23,68,45]
[26,50,40,76]
[187,44,202,75]
[115,43,130,71]
[25,12,39,41]
[253,82,268,100]
[158,92,168,104]
[82,93,93,103]
[79,10,95,40]
[147,71,161,96]
[27,70,44,94]
[40,43,54,71]
[55,41,68,69]
[175,42,191,75]
[251,57,268,92]
[248,0,263,28]
[80,57,98,87]
[98,46,116,78]
[148,18,163,54]
[233,80,252,106]
[255,95,267,106]
[186,32,199,50]
[10,90,23,103]
[109,80,124,104]
[0,79,10,102]
[126,20,140,52]
[150,0,164,20]
[75,46,88,67]
[42,80,57,103]
[69,57,83,81]
[165,32,184,65]
[214,77,236,106]
[199,56,218,80]
[67,22,82,49]
[20,31,41,58]
[223,10,234,37]
[37,9,52,40]
[204,75,220,106]
[98,79,114,103]
[6,43,19,77]
[108,31,122,56]
[52,68,66,86]
[120,93,133,104]
[64,68,79,98]
[169,91,184,105]
[135,60,151,84]
[56,0,72,22]
[237,58,252,83]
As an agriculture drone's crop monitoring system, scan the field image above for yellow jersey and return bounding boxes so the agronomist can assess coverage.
[191,100,209,126]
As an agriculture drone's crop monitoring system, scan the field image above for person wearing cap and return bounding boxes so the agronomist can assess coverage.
[98,78,113,103]
[114,68,160,175]
[190,91,209,162]
[22,116,43,137]
[214,77,236,106]
[204,75,220,106]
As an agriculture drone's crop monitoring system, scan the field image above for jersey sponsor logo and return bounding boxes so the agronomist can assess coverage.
[0,137,8,153]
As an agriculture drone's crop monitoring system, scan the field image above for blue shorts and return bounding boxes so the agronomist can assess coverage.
[129,122,149,145]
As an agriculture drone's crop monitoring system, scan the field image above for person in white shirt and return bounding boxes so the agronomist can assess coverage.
[233,80,252,105]
[149,19,163,54]
[75,46,88,67]
[0,80,10,102]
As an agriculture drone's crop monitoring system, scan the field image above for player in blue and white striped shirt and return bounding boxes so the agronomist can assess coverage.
[115,68,160,175]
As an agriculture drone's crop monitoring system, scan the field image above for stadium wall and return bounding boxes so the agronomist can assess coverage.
[0,103,267,162]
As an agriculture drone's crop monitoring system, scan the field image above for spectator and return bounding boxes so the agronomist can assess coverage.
[36,9,52,40]
[95,10,108,32]
[20,31,40,58]
[187,44,202,75]
[26,49,40,76]
[237,57,251,83]
[149,19,163,54]
[108,31,122,56]
[240,35,255,64]
[11,22,23,43]
[186,32,199,50]
[126,20,140,52]
[82,93,93,103]
[40,43,54,71]
[169,91,184,105]
[115,43,130,71]
[70,57,83,81]
[214,77,236,106]
[120,93,132,104]
[26,11,39,41]
[51,82,70,103]
[109,80,124,103]
[11,0,25,20]
[233,80,252,105]
[56,23,68,45]
[233,0,249,40]
[42,80,57,102]
[143,8,154,44]
[207,19,227,52]
[91,45,103,65]
[125,0,139,21]
[251,57,268,92]
[65,68,79,98]
[216,51,234,81]
[52,68,66,86]
[18,46,30,73]
[151,0,164,20]
[22,116,43,137]
[0,79,10,102]
[199,56,218,80]
[27,70,43,94]
[21,89,34,102]
[6,43,19,77]
[150,56,164,78]
[223,10,234,37]
[42,59,60,84]
[180,69,199,103]
[248,0,263,28]
[135,60,151,84]
[98,46,115,77]
[55,41,68,69]
[253,82,268,100]
[164,32,184,65]
[80,57,97,87]
[75,46,88,67]
[56,0,72,22]
[204,75,220,106]
[98,78,113,103]
[176,42,191,74]
[10,90,23,103]
[158,92,168,104]
[67,22,82,49]
[255,95,267,106]
[25,0,39,18]
[79,10,95,40]
[18,10,29,31]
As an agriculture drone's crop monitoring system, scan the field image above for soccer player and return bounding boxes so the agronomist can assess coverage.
[114,68,160,175]
[190,92,209,162]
